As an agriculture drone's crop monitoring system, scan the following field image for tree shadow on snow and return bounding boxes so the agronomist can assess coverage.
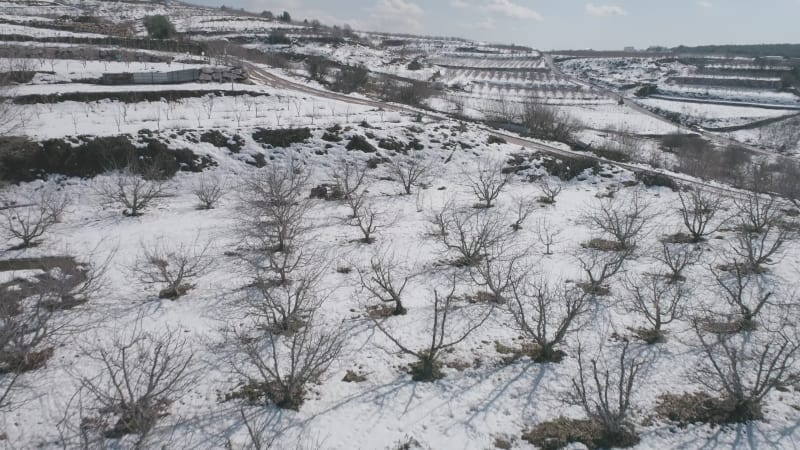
[648,412,800,450]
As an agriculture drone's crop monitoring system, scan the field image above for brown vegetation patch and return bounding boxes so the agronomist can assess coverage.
[522,417,639,450]
[342,370,368,383]
[656,391,764,425]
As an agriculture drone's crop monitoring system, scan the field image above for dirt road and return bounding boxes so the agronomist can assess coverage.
[243,61,777,200]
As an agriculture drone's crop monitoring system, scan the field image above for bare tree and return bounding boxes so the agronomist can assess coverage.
[489,93,518,123]
[245,264,325,335]
[357,249,412,316]
[677,188,725,242]
[0,286,61,409]
[342,186,367,221]
[257,243,316,288]
[507,277,590,362]
[202,94,215,119]
[569,341,647,444]
[536,217,562,255]
[74,321,195,445]
[733,192,780,234]
[428,204,508,267]
[227,311,346,409]
[622,274,690,343]
[370,276,492,381]
[461,158,511,208]
[693,325,799,422]
[583,191,652,251]
[387,154,431,195]
[449,95,466,116]
[132,238,213,299]
[0,62,21,135]
[0,247,114,412]
[351,202,382,244]
[575,246,631,296]
[710,265,772,331]
[1,186,69,248]
[521,98,582,142]
[469,241,527,304]
[95,167,168,217]
[330,158,368,202]
[193,173,226,210]
[238,159,312,254]
[654,242,700,283]
[730,221,792,274]
[510,195,537,231]
[760,117,800,154]
[609,127,642,161]
[537,176,563,205]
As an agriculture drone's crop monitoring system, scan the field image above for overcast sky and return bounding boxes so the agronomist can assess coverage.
[188,0,800,50]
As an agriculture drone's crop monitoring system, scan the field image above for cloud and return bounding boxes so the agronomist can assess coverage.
[585,3,628,17]
[485,0,544,21]
[450,0,469,7]
[373,0,423,16]
[370,0,425,32]
[698,1,713,8]
[475,17,496,30]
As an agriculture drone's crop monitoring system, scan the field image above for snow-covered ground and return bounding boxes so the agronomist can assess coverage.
[567,102,678,134]
[1,2,800,449]
[1,58,214,83]
[249,40,440,83]
[432,55,546,70]
[9,80,380,140]
[639,98,797,128]
[557,56,800,109]
[0,22,106,38]
[657,84,800,106]
[557,57,689,90]
[178,16,302,34]
[3,112,800,449]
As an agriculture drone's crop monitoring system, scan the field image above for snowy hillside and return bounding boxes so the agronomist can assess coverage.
[1,1,800,450]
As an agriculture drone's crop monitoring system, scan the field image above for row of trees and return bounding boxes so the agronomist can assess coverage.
[3,151,798,448]
[219,155,799,446]
[487,95,583,143]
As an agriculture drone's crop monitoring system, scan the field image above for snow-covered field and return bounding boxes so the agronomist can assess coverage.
[557,56,800,109]
[567,102,678,134]
[3,111,800,449]
[16,89,381,140]
[656,84,800,106]
[639,98,797,128]
[1,1,800,449]
[250,39,440,83]
[179,16,302,34]
[557,57,689,90]
[0,22,106,38]
[432,55,546,70]
[1,58,213,83]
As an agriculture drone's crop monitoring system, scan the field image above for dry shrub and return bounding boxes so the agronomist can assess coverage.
[655,391,753,426]
[522,417,639,450]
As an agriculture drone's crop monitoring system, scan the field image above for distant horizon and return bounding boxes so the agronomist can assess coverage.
[184,0,800,52]
[548,42,800,52]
